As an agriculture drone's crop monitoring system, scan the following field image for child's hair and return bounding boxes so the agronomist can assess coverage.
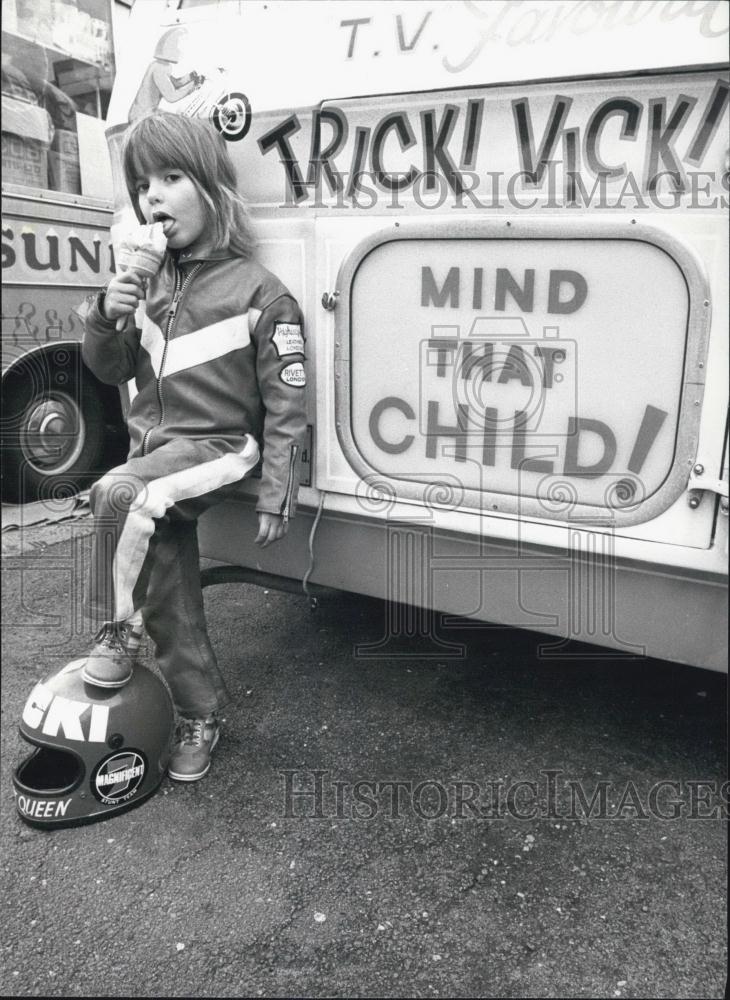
[121,112,256,258]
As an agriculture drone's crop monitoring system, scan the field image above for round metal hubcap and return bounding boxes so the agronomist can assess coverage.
[20,394,86,473]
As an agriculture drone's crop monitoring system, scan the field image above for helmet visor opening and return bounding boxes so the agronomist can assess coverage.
[15,746,83,795]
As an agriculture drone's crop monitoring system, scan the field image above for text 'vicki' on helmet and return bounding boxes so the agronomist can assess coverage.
[13,658,174,829]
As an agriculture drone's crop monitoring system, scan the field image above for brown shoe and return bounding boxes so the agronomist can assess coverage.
[168,715,220,782]
[81,622,142,688]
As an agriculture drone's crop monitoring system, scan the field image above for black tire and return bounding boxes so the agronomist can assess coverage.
[1,356,107,505]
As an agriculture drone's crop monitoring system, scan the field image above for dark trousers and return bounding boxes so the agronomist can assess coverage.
[85,435,259,716]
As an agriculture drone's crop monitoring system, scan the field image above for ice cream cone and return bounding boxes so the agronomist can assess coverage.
[127,247,166,279]
[112,223,167,331]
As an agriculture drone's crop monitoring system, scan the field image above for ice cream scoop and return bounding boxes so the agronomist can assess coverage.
[112,222,167,331]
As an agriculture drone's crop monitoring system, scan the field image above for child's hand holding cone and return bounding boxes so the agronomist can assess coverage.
[108,223,167,330]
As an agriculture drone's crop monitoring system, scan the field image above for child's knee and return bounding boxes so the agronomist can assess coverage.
[91,467,147,517]
[136,483,173,520]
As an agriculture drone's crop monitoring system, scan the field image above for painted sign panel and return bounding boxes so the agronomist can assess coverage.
[2,217,115,286]
[250,74,729,209]
[338,224,707,522]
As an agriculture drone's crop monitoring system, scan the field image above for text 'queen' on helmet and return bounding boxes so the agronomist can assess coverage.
[13,658,174,829]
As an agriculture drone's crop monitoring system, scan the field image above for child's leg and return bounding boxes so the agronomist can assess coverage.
[82,435,259,688]
[82,459,165,687]
[141,509,230,717]
[143,506,228,783]
[85,454,184,626]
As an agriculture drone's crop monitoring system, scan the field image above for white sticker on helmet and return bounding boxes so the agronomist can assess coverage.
[92,750,147,805]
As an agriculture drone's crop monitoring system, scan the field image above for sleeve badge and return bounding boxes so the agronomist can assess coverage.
[272,322,305,358]
[279,362,305,387]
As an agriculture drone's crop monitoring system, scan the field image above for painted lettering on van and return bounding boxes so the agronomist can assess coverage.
[340,3,728,69]
[421,267,588,314]
[363,256,669,481]
[2,225,116,282]
[445,1,728,71]
[369,395,668,480]
[258,80,729,204]
[341,10,433,59]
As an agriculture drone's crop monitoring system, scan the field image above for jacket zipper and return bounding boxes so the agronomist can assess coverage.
[142,262,203,455]
[280,443,300,524]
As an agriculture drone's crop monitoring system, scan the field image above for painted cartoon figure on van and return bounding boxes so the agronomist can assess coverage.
[127,25,252,140]
[128,27,204,122]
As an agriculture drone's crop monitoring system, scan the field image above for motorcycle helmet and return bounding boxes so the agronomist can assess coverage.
[13,658,174,829]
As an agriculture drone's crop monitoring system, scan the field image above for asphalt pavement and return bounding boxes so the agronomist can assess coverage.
[1,515,727,998]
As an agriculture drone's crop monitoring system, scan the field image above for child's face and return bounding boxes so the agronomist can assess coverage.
[134,168,208,254]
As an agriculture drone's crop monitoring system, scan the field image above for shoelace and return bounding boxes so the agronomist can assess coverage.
[94,622,129,652]
[178,719,205,748]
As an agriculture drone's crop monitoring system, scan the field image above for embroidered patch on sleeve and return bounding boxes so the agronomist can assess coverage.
[272,322,305,358]
[279,362,306,387]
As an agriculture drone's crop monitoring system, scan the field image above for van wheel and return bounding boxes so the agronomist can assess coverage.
[1,374,106,504]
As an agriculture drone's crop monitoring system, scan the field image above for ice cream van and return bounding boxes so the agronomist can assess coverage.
[104,0,728,671]
[1,0,133,503]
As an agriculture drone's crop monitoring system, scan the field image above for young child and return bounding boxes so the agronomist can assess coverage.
[80,111,307,782]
